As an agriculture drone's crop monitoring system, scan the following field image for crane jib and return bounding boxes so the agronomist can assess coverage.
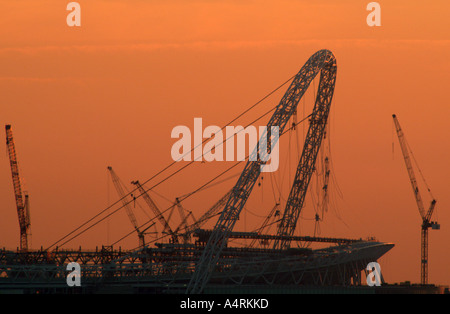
[6,124,32,252]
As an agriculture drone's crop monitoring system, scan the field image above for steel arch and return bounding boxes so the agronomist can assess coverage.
[187,49,337,294]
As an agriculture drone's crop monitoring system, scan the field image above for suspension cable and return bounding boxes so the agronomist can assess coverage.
[46,75,295,250]
[47,76,299,250]
[113,115,311,250]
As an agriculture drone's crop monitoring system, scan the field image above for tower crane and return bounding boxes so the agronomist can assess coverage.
[131,180,178,244]
[107,167,150,247]
[392,114,439,285]
[5,125,31,251]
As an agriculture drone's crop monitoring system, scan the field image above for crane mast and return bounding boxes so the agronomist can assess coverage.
[187,50,337,293]
[392,114,439,285]
[5,125,31,251]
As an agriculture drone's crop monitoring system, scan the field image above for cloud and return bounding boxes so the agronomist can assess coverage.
[0,39,449,56]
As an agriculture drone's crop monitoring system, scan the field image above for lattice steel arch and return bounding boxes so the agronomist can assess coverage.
[186,49,337,294]
[273,51,337,250]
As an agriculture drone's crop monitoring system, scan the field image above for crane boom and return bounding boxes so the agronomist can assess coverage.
[5,125,31,251]
[107,167,145,247]
[173,201,196,243]
[131,180,177,244]
[392,114,438,285]
[392,115,426,219]
[187,50,337,293]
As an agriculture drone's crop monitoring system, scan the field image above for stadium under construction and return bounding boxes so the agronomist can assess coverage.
[0,50,444,294]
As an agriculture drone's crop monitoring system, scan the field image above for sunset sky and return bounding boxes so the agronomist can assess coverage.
[1,1,449,286]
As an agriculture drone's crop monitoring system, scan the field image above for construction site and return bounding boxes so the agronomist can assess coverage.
[0,50,446,294]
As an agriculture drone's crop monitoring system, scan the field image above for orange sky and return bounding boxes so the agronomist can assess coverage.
[1,1,449,286]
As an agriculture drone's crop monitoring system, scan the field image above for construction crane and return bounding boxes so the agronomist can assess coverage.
[187,49,337,293]
[392,114,439,285]
[172,198,196,243]
[180,189,232,242]
[5,125,31,251]
[131,180,179,244]
[107,167,150,247]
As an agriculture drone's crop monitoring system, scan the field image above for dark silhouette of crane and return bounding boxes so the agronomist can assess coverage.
[5,125,31,251]
[393,114,439,285]
[131,180,179,244]
[108,167,152,247]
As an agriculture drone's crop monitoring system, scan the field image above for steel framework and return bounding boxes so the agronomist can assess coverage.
[187,50,337,294]
[0,240,393,293]
[0,51,404,295]
[5,125,31,251]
